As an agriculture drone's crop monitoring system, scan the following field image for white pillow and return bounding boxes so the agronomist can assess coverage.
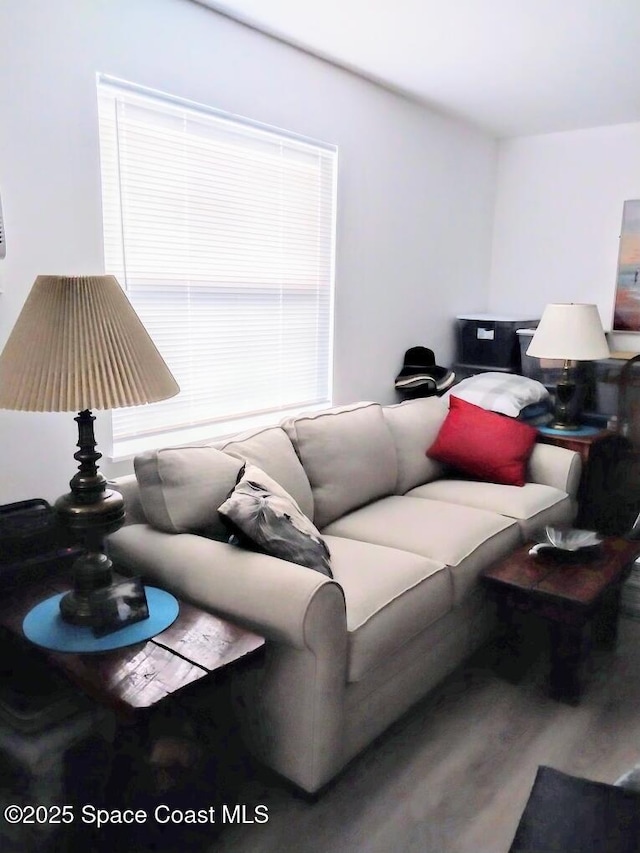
[446,372,550,418]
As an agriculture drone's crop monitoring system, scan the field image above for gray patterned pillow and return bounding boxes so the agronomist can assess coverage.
[218,464,332,577]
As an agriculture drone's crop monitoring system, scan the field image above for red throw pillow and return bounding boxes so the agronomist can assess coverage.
[426,396,538,486]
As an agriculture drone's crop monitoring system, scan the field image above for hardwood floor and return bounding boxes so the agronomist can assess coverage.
[211,617,640,853]
[3,618,640,852]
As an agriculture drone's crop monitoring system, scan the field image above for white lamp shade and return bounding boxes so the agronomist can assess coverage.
[0,275,179,412]
[526,303,609,361]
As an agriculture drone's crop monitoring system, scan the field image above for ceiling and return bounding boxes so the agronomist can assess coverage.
[198,0,640,138]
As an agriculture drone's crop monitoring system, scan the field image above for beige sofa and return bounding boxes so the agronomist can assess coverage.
[108,398,581,794]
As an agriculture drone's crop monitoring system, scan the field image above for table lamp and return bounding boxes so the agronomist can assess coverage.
[0,275,179,626]
[526,303,609,430]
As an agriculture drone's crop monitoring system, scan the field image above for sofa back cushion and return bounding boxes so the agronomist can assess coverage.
[383,397,449,494]
[135,446,243,539]
[110,474,147,526]
[218,426,314,520]
[283,402,397,529]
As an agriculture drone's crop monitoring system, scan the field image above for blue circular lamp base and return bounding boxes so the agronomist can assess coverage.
[538,424,601,437]
[23,587,179,654]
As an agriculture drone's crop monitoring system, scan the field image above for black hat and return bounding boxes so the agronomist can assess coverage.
[395,347,455,393]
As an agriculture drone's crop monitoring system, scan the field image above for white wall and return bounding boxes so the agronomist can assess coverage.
[0,0,497,504]
[489,121,640,351]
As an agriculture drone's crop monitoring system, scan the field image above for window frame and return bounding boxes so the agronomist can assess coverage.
[96,75,338,460]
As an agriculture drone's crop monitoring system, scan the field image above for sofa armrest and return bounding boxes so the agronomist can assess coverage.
[527,442,582,499]
[108,524,345,649]
[108,523,348,793]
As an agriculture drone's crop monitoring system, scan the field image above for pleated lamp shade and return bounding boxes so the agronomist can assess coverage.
[0,275,179,412]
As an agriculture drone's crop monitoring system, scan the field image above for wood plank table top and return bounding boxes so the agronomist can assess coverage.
[482,537,640,703]
[482,537,640,609]
[0,569,265,720]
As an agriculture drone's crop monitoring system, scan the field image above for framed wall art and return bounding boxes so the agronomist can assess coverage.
[613,199,640,332]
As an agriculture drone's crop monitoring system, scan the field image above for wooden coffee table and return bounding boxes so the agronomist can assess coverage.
[482,537,640,704]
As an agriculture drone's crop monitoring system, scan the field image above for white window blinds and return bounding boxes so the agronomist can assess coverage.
[97,76,337,455]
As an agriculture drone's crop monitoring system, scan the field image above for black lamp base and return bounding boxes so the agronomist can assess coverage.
[58,551,116,626]
[552,362,581,431]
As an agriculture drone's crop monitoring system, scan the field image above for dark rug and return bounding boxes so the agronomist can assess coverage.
[509,765,640,853]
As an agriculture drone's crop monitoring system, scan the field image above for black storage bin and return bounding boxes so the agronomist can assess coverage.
[0,499,80,589]
[456,314,539,371]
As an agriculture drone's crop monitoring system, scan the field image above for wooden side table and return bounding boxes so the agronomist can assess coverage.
[0,569,265,722]
[0,564,265,823]
[482,537,640,704]
[537,427,611,466]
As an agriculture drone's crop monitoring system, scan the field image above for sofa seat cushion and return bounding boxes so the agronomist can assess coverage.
[406,479,575,538]
[282,402,398,529]
[324,535,451,682]
[323,496,521,604]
